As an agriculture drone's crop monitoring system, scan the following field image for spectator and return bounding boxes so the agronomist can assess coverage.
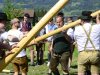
[20,13,35,66]
[35,28,46,65]
[45,18,58,66]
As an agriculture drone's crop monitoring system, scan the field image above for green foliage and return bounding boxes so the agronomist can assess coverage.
[34,8,47,17]
[33,0,100,16]
[3,0,23,20]
[3,0,23,30]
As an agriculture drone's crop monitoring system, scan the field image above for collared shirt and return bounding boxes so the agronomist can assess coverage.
[38,28,45,36]
[45,24,58,41]
[74,23,100,51]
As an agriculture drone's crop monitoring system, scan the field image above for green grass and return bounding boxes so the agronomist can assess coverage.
[0,44,78,75]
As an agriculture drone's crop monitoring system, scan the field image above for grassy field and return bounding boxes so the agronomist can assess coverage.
[0,44,78,75]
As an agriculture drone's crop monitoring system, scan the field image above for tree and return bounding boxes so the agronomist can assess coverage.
[3,0,22,20]
[3,0,23,30]
[35,8,47,17]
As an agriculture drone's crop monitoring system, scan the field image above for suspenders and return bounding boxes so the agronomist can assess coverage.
[82,25,96,50]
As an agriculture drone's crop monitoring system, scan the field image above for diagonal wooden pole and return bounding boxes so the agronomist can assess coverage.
[0,0,69,72]
[29,10,100,46]
[91,10,100,17]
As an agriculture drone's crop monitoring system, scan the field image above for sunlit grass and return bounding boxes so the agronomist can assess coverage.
[0,44,78,75]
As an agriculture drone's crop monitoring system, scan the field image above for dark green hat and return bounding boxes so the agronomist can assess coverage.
[82,11,92,16]
[80,11,92,20]
[0,12,8,21]
[80,15,92,20]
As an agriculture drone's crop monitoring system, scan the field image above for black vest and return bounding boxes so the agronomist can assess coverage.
[53,32,71,54]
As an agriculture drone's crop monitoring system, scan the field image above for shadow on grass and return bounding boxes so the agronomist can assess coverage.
[71,65,77,69]
[43,58,48,63]
[70,73,77,75]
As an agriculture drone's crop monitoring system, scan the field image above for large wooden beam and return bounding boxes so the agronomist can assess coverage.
[29,10,100,45]
[0,0,69,72]
[91,10,100,17]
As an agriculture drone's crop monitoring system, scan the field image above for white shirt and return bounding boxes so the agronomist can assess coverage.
[7,29,26,57]
[0,32,8,43]
[67,28,74,40]
[74,23,100,51]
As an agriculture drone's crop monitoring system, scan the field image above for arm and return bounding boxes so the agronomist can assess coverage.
[64,33,72,43]
[49,39,53,52]
[96,14,100,24]
[0,42,14,57]
[0,42,11,50]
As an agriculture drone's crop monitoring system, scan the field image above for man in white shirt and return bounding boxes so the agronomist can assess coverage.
[74,11,100,75]
[7,18,28,75]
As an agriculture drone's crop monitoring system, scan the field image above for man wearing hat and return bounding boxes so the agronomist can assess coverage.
[0,12,13,60]
[74,11,100,75]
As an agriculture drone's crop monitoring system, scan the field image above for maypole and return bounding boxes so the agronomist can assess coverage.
[0,0,69,72]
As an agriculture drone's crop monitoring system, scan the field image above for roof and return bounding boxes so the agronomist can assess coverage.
[21,9,34,17]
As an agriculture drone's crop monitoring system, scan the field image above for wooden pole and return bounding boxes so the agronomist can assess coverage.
[29,10,100,45]
[29,19,81,45]
[0,0,69,72]
[91,10,100,17]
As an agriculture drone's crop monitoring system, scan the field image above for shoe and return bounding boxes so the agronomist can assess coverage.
[36,60,43,65]
[29,63,35,66]
[47,62,50,66]
[47,73,52,75]
[36,61,41,65]
[39,60,44,65]
[63,74,69,75]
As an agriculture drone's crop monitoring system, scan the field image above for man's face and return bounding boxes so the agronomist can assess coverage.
[0,20,5,32]
[56,17,63,28]
[13,21,20,28]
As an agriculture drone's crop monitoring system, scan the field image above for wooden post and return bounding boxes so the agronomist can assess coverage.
[0,0,69,72]
[91,10,100,17]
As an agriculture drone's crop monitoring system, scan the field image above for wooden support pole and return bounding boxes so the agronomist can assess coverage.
[0,0,69,72]
[29,10,100,45]
[91,10,100,17]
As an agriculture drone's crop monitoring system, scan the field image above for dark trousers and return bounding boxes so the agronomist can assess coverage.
[49,51,70,75]
[36,43,44,64]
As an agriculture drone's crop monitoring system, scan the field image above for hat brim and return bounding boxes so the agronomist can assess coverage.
[0,18,10,21]
[80,15,92,20]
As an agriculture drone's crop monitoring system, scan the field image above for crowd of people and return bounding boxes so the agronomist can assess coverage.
[0,10,100,75]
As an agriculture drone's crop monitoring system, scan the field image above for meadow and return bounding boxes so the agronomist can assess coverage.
[0,43,78,75]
